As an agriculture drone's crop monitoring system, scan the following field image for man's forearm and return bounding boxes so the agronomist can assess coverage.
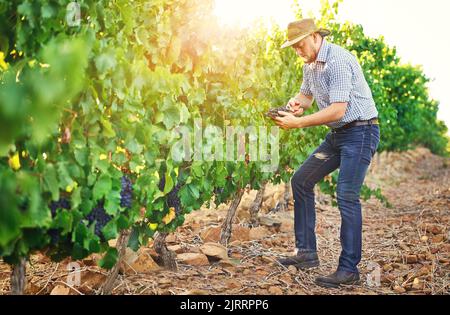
[296,103,347,128]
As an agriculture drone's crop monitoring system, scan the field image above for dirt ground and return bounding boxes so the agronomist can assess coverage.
[1,147,449,295]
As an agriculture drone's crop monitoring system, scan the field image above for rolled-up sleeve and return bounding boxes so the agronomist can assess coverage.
[328,60,353,103]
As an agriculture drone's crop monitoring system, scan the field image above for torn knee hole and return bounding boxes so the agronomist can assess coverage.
[314,152,328,160]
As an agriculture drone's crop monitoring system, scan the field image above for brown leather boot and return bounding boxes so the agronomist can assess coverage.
[277,251,320,269]
[315,270,360,288]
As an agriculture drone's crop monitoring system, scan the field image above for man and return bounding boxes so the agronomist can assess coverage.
[273,19,380,289]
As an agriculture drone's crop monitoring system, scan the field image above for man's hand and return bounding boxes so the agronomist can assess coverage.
[288,98,300,107]
[287,98,305,117]
[291,106,305,117]
[274,111,302,130]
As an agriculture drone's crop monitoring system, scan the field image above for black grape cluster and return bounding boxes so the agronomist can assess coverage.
[265,104,293,119]
[86,200,112,238]
[18,199,29,213]
[48,229,60,245]
[167,182,182,216]
[49,198,70,218]
[47,198,70,246]
[120,175,133,208]
[214,187,225,195]
[158,174,165,192]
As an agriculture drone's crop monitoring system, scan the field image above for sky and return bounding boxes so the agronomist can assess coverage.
[213,0,450,134]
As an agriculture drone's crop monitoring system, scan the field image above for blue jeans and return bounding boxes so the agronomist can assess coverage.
[291,124,380,274]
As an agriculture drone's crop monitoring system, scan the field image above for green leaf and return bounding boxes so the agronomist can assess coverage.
[43,165,59,201]
[102,219,118,241]
[57,163,72,190]
[95,51,117,74]
[125,138,142,155]
[162,171,174,195]
[127,227,140,252]
[188,184,200,199]
[162,106,180,129]
[95,160,110,174]
[17,2,32,17]
[191,162,203,178]
[41,4,55,19]
[72,243,88,260]
[179,186,195,210]
[89,239,101,253]
[22,229,47,249]
[53,211,73,235]
[214,164,228,187]
[152,190,165,202]
[93,174,112,200]
[80,197,94,216]
[104,190,121,216]
[74,222,88,245]
[0,206,21,248]
[167,37,181,64]
[74,148,88,167]
[100,118,116,138]
[98,247,118,269]
[71,187,82,209]
[116,215,129,229]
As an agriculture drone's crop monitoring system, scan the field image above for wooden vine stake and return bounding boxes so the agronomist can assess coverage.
[100,229,131,295]
[10,258,26,295]
[249,182,267,227]
[220,188,245,246]
[154,232,177,271]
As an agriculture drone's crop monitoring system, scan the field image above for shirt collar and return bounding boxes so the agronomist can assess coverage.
[315,39,330,63]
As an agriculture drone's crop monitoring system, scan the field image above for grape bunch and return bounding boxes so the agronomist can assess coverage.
[213,187,225,195]
[18,198,29,213]
[167,182,183,216]
[86,200,112,238]
[265,104,293,119]
[120,175,133,208]
[49,198,70,218]
[48,228,60,245]
[158,174,165,192]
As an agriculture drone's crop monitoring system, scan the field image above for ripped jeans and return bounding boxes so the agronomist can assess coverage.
[291,125,380,273]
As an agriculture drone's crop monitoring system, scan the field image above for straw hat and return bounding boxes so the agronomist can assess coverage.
[281,18,330,49]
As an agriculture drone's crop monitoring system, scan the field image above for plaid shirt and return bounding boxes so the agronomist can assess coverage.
[300,39,379,129]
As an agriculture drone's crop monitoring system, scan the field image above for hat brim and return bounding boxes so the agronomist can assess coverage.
[280,29,331,49]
